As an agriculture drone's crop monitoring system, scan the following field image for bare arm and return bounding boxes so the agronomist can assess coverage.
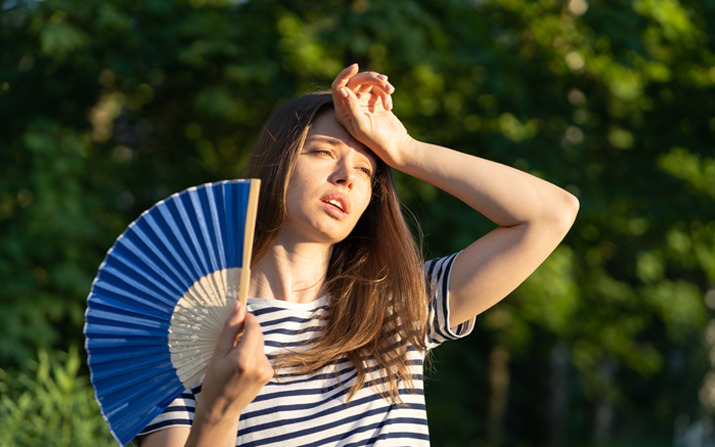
[332,64,579,327]
[394,140,579,326]
[140,426,191,447]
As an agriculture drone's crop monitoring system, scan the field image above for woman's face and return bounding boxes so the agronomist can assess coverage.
[280,111,377,246]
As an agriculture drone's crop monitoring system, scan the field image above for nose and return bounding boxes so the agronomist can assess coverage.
[330,164,355,190]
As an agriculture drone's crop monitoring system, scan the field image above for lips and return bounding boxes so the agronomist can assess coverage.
[321,193,349,216]
[326,199,344,212]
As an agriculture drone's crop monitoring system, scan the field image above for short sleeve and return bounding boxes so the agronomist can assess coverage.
[133,386,198,442]
[424,252,476,350]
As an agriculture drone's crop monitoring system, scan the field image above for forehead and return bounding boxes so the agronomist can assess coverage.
[306,111,378,167]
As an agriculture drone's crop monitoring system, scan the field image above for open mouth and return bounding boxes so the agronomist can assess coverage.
[321,195,348,215]
[325,199,344,213]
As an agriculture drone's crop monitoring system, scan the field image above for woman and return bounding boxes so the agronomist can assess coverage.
[138,64,579,446]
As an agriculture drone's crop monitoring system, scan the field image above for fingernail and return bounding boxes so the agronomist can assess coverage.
[377,74,387,81]
[339,87,349,98]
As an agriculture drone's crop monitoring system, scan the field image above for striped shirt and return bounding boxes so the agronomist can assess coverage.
[138,254,475,446]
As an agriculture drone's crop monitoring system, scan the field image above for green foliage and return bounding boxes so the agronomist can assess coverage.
[0,347,115,446]
[1,0,714,445]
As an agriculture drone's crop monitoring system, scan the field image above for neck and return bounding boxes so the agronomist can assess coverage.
[249,239,332,303]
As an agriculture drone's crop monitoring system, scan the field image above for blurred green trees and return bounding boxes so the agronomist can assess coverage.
[1,0,713,445]
[0,347,115,445]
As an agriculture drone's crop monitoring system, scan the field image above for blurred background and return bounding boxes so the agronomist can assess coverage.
[1,0,713,445]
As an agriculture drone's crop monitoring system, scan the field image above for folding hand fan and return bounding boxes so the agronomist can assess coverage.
[84,179,260,446]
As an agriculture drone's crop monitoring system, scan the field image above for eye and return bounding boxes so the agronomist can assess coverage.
[357,166,374,178]
[313,149,333,157]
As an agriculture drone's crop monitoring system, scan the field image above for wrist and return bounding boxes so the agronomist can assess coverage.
[386,134,421,171]
[194,396,243,426]
[186,404,241,447]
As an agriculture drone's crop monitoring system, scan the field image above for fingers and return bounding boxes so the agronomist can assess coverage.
[216,300,246,352]
[217,303,272,377]
[199,303,272,420]
[234,312,273,384]
[218,302,266,355]
[346,72,395,96]
[332,64,394,111]
[347,72,394,111]
[236,312,265,354]
[331,63,359,91]
[335,86,362,123]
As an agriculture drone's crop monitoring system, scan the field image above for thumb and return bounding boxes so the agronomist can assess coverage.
[335,86,363,128]
[216,300,245,353]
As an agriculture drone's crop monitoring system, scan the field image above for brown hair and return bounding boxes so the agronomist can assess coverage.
[243,91,428,403]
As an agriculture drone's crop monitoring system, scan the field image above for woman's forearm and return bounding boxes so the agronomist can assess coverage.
[394,137,579,231]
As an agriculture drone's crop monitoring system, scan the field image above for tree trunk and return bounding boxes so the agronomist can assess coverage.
[549,343,570,447]
[486,345,510,446]
[594,360,616,442]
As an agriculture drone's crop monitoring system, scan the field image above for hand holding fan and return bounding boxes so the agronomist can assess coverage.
[84,179,260,446]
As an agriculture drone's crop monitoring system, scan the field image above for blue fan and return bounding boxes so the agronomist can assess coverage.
[84,179,260,446]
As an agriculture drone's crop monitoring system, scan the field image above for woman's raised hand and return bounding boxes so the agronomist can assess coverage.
[331,64,414,167]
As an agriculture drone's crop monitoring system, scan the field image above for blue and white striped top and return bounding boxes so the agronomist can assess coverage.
[138,254,475,446]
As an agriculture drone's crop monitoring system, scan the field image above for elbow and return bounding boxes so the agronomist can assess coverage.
[553,190,580,236]
[528,188,579,239]
[516,189,580,240]
[516,188,579,246]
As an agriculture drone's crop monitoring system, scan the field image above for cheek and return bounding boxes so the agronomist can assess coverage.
[284,173,310,217]
[285,166,314,200]
[355,183,374,216]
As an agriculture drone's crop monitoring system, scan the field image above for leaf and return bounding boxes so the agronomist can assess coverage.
[40,20,89,59]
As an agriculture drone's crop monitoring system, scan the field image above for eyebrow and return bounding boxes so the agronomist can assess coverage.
[305,135,378,167]
[305,135,341,146]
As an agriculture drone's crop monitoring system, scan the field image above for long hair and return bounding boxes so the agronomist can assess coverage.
[243,92,428,403]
